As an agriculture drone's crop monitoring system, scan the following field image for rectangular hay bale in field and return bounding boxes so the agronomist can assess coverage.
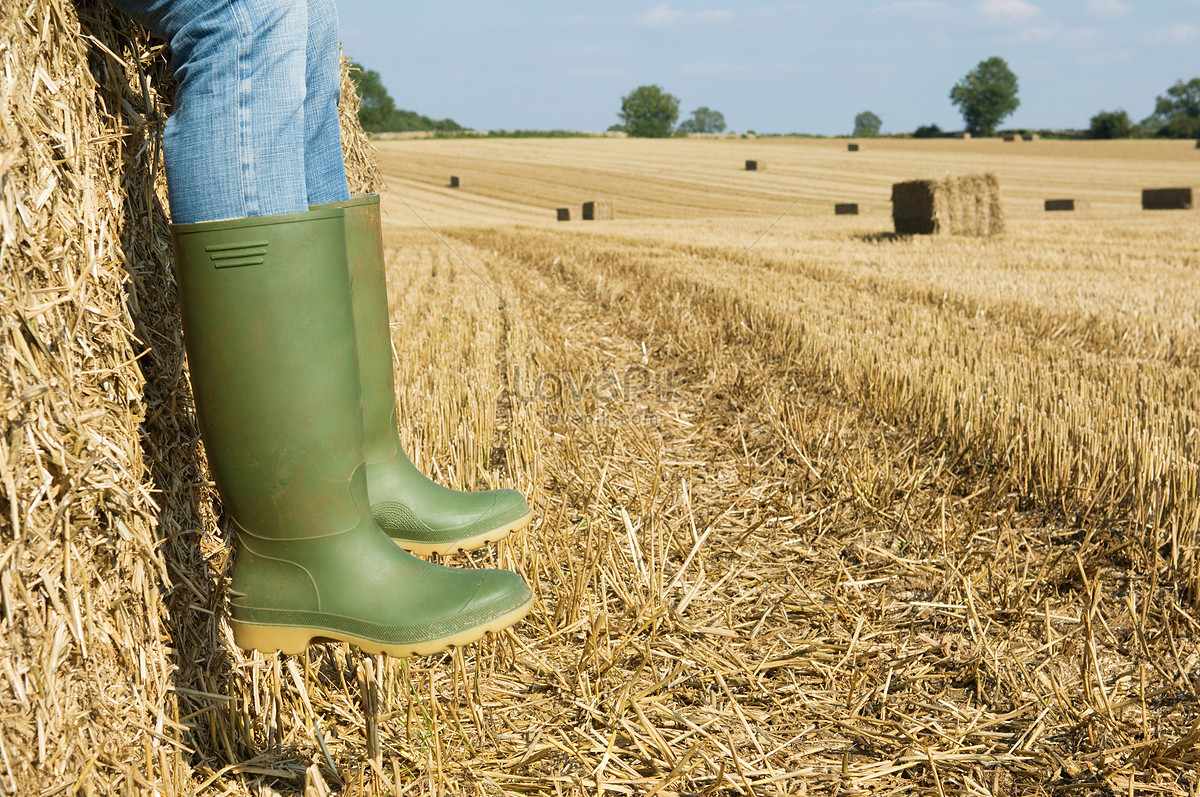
[449,176,461,188]
[557,208,571,221]
[1022,133,1039,141]
[1142,187,1194,210]
[847,143,859,151]
[582,201,614,220]
[1045,198,1087,211]
[745,160,762,170]
[891,172,1004,236]
[1002,133,1018,142]
[835,203,863,215]
[954,132,972,139]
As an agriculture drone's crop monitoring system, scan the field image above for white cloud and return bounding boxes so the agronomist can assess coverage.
[1016,22,1061,40]
[976,0,1042,24]
[1146,22,1198,43]
[1084,0,1129,16]
[636,4,733,26]
[638,4,682,25]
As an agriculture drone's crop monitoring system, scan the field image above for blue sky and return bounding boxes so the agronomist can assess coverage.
[337,1,1200,135]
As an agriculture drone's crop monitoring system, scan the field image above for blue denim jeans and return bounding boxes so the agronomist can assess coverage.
[110,0,351,223]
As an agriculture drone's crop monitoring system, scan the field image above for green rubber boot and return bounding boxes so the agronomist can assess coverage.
[313,194,532,555]
[172,208,532,656]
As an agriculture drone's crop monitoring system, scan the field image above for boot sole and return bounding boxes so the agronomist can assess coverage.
[392,509,534,556]
[230,595,533,657]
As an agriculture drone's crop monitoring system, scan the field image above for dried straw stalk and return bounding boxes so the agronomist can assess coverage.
[1,2,380,792]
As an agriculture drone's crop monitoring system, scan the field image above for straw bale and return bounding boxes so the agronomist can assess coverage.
[954,131,971,139]
[847,143,859,151]
[1045,198,1087,211]
[0,3,381,793]
[556,207,571,221]
[1022,132,1039,141]
[1002,133,1017,142]
[891,172,1004,235]
[1142,187,1194,210]
[745,159,761,170]
[834,202,864,214]
[449,175,461,188]
[581,200,614,220]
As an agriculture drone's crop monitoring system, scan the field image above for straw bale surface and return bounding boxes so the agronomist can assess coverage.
[892,172,1004,235]
[1142,187,1194,210]
[556,207,570,221]
[581,200,614,220]
[1,3,379,793]
[834,202,862,214]
[745,159,760,170]
[1045,198,1087,211]
[847,143,859,151]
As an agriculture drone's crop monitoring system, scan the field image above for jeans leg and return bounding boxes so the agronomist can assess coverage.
[106,0,310,224]
[304,0,351,206]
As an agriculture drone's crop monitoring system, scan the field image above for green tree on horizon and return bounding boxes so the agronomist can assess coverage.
[1088,109,1132,139]
[347,61,463,134]
[678,106,727,134]
[617,85,680,138]
[950,57,1020,136]
[853,111,882,137]
[1147,78,1200,138]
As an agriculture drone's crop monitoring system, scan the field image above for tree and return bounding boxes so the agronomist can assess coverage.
[618,85,680,138]
[949,57,1020,136]
[348,61,463,133]
[913,123,942,138]
[1150,78,1200,139]
[678,106,727,134]
[1088,109,1132,139]
[853,111,882,137]
[349,61,397,132]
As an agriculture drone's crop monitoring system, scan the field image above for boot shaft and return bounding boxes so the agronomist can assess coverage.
[171,208,370,539]
[311,194,398,464]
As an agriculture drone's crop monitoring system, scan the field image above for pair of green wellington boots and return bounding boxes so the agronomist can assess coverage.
[171,194,533,657]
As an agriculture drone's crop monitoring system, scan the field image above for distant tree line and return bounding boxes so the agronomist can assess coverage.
[610,85,728,137]
[348,61,463,133]
[347,57,1198,141]
[1088,78,1200,139]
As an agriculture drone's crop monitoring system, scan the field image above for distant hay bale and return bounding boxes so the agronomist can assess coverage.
[1002,133,1018,142]
[1195,139,1200,148]
[582,200,614,220]
[1045,198,1088,211]
[847,143,859,151]
[557,207,571,221]
[1142,188,1194,210]
[954,132,972,139]
[745,159,762,170]
[835,203,864,215]
[1022,133,1039,141]
[891,173,1004,236]
[449,175,461,188]
[0,2,382,793]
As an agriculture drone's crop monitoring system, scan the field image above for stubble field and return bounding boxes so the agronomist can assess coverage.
[179,137,1200,795]
[346,137,1200,796]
